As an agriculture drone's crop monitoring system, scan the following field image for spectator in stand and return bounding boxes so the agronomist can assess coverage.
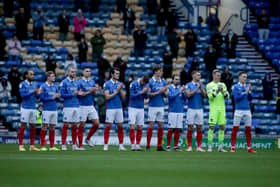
[123,5,136,35]
[8,66,22,103]
[276,77,280,121]
[73,9,87,42]
[221,66,233,94]
[166,8,177,32]
[78,37,88,63]
[210,31,223,58]
[269,0,278,17]
[204,45,218,82]
[5,35,22,61]
[32,6,45,41]
[58,9,70,42]
[15,7,28,41]
[97,56,112,86]
[156,7,166,37]
[133,25,147,57]
[116,0,127,14]
[64,53,77,71]
[167,28,181,59]
[91,29,106,62]
[184,29,197,58]
[262,73,274,101]
[163,45,173,79]
[198,16,204,27]
[0,71,12,101]
[0,30,5,61]
[147,0,158,15]
[160,0,169,12]
[257,9,270,41]
[45,53,57,74]
[225,29,238,59]
[206,10,220,33]
[3,0,14,17]
[180,58,200,85]
[113,52,127,83]
[18,0,31,20]
[90,0,100,13]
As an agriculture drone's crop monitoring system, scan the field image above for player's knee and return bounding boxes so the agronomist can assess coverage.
[130,125,135,129]
[49,125,55,130]
[137,126,142,130]
[188,125,193,131]
[196,125,202,131]
[219,126,225,130]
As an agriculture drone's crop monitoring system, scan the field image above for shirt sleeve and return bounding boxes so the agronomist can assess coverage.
[60,81,72,99]
[206,83,215,100]
[130,82,141,98]
[168,87,179,100]
[232,85,246,101]
[19,82,33,99]
[40,85,53,102]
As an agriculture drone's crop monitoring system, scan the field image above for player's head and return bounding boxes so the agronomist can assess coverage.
[83,67,91,79]
[238,71,247,84]
[212,69,221,82]
[67,66,76,79]
[153,65,162,78]
[172,74,180,86]
[140,75,149,86]
[191,70,201,82]
[25,70,34,82]
[111,68,120,81]
[46,71,55,83]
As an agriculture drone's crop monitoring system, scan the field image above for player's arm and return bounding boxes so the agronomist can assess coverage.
[19,83,33,99]
[60,82,74,99]
[39,86,53,102]
[104,83,122,100]
[232,85,245,101]
[185,85,199,98]
[130,82,141,98]
[206,84,217,100]
[222,83,230,99]
[168,87,180,100]
[200,82,207,97]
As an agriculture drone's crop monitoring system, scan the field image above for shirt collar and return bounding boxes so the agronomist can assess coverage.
[46,81,53,86]
[67,77,74,82]
[238,82,246,87]
[192,81,199,85]
[110,79,117,84]
[83,77,90,81]
[152,76,161,82]
[25,80,32,85]
[171,84,179,89]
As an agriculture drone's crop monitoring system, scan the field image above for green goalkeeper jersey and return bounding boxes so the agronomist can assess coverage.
[206,81,229,111]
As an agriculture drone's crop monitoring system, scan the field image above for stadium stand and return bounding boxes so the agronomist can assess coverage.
[0,0,279,142]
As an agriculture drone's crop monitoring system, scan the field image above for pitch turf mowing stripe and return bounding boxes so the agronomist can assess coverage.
[0,145,280,187]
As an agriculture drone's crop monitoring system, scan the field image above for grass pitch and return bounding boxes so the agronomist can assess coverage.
[0,144,279,187]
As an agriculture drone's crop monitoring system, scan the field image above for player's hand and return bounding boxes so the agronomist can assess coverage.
[218,84,223,92]
[141,87,149,94]
[35,88,42,95]
[90,87,98,93]
[117,83,123,92]
[180,86,185,93]
[160,86,167,93]
[199,81,203,89]
[73,90,79,96]
[246,84,251,94]
[53,93,60,99]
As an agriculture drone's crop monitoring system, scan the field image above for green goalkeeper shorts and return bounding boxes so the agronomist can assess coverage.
[208,109,226,125]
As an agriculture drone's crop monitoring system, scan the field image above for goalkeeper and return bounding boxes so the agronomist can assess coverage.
[206,69,229,152]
